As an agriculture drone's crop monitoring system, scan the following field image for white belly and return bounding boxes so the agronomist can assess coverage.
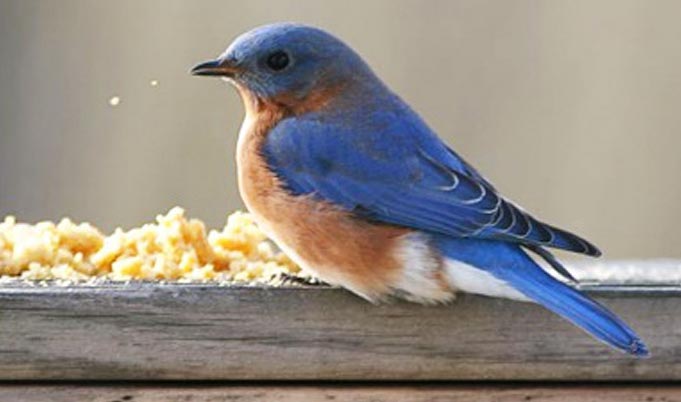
[444,259,530,301]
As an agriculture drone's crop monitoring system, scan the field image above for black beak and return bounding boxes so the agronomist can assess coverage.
[190,59,239,77]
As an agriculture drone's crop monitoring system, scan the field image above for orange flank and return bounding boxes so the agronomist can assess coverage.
[233,83,423,300]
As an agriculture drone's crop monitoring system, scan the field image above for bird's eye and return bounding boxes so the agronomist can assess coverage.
[265,51,290,71]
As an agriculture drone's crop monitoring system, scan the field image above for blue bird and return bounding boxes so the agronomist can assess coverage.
[192,23,648,357]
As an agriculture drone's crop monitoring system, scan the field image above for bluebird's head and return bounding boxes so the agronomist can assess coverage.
[191,23,377,111]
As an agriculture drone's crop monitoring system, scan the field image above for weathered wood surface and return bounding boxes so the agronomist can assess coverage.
[2,384,681,402]
[0,282,678,381]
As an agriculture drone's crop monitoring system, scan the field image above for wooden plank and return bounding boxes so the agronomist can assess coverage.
[1,384,681,402]
[0,282,678,381]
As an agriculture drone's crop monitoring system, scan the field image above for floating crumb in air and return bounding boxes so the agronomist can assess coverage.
[150,80,159,87]
[108,96,121,106]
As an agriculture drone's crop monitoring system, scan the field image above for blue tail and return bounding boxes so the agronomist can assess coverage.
[436,237,649,357]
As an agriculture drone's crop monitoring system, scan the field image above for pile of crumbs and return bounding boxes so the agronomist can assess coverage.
[0,207,303,285]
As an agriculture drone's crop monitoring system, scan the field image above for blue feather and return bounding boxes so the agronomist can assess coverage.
[264,106,600,257]
[433,236,649,357]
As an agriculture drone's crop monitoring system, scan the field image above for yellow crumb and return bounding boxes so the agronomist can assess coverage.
[0,207,300,284]
[108,96,121,106]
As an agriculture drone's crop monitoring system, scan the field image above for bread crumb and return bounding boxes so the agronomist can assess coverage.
[0,208,302,284]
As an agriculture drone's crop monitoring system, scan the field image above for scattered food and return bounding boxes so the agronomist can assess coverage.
[0,207,304,285]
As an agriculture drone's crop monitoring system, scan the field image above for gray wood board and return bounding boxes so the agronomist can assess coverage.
[0,282,678,381]
[2,384,681,402]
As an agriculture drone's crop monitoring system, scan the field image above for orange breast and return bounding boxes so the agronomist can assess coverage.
[233,87,412,300]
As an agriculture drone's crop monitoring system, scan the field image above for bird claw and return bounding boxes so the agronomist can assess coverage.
[273,272,329,287]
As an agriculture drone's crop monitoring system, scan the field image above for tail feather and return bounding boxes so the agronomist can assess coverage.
[525,244,577,283]
[436,237,649,357]
[504,265,649,357]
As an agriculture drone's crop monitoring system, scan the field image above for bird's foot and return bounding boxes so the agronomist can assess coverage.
[272,272,330,287]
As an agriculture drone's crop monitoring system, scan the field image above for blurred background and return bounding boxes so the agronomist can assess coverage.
[0,0,679,259]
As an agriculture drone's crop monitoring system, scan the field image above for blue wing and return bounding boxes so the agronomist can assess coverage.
[263,109,600,258]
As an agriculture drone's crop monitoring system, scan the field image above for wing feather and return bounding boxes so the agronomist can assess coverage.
[264,117,600,257]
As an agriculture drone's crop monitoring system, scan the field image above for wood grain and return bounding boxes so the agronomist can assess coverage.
[0,282,678,381]
[1,384,681,402]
